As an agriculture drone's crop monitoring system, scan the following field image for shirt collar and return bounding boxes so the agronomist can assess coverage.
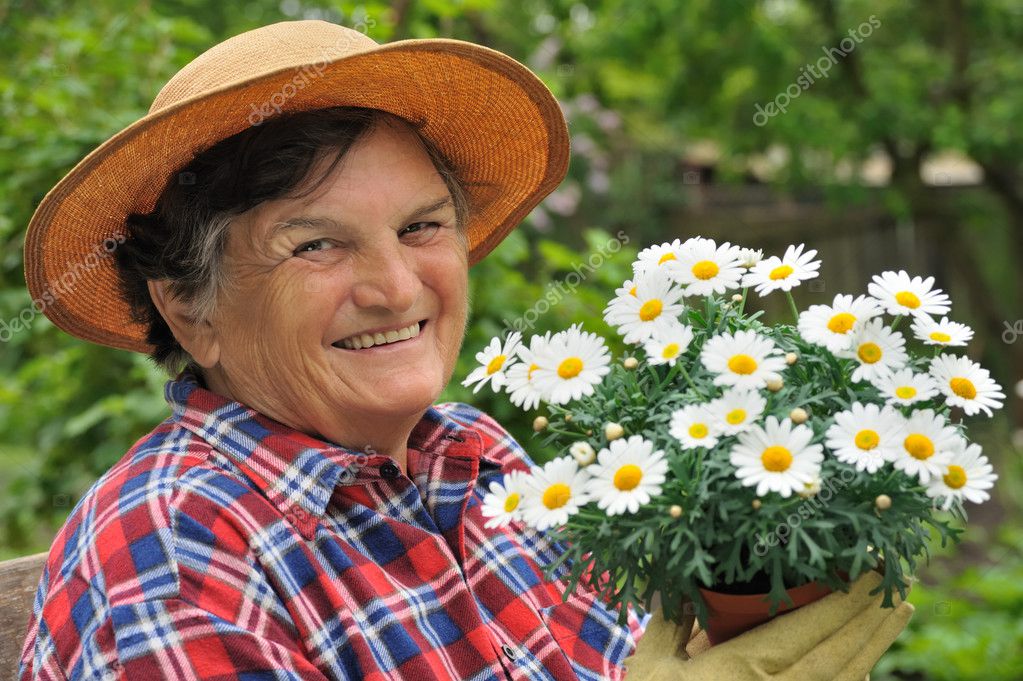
[165,368,503,539]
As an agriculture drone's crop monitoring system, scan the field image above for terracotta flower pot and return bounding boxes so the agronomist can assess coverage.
[697,579,835,645]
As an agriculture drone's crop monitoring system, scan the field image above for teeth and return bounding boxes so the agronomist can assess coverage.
[338,322,421,350]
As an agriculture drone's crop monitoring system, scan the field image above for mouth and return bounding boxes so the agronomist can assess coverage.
[332,319,427,351]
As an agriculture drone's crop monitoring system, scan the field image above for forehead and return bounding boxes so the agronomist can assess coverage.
[245,119,451,235]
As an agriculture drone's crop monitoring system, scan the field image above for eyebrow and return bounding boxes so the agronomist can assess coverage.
[268,196,454,241]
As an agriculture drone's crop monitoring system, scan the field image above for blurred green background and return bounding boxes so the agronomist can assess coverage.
[2,1,1022,678]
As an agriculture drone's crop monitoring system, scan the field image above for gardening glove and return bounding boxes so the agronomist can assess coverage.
[623,570,914,681]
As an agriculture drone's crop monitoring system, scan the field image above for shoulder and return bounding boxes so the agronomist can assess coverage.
[31,417,272,619]
[433,401,539,474]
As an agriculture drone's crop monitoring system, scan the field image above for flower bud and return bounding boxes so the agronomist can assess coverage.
[785,352,798,365]
[789,407,809,424]
[669,504,683,518]
[765,376,784,392]
[623,357,639,370]
[798,477,821,498]
[570,441,596,466]
[532,416,549,432]
[751,499,762,510]
[564,413,573,422]
[731,294,743,303]
[604,422,625,441]
[875,494,892,510]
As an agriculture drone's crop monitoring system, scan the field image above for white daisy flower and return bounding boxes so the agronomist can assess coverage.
[891,409,958,483]
[873,368,939,407]
[481,469,531,529]
[632,238,687,276]
[583,435,669,516]
[669,403,721,450]
[797,294,884,353]
[519,457,591,531]
[462,331,523,393]
[531,324,612,405]
[824,402,905,474]
[835,318,908,384]
[729,416,824,498]
[929,354,1005,417]
[742,243,821,296]
[603,268,686,344]
[911,316,973,347]
[700,330,787,389]
[737,248,763,268]
[868,270,951,319]
[926,440,998,511]
[663,238,744,296]
[504,331,552,411]
[642,322,695,366]
[706,388,766,435]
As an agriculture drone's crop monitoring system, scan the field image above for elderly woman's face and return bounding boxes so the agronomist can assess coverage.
[204,119,469,431]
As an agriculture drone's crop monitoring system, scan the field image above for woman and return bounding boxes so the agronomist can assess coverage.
[18,20,911,680]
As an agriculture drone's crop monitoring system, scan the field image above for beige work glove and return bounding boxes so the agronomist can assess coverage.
[623,571,914,681]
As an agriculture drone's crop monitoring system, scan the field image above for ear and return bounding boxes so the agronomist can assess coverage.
[147,280,221,368]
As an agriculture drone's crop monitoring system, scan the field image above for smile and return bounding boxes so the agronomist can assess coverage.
[333,320,425,350]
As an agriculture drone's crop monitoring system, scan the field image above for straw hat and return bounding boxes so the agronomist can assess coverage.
[23,19,570,354]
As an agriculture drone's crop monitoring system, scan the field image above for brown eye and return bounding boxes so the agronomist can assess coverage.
[294,239,335,255]
[399,222,441,242]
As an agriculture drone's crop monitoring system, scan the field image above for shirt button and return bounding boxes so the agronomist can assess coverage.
[380,461,401,479]
[501,644,519,660]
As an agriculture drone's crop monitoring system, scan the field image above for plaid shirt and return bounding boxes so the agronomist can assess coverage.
[18,370,648,680]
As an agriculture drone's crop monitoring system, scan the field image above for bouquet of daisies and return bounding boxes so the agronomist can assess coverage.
[462,237,1003,639]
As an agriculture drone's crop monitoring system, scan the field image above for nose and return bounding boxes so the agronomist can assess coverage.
[348,234,422,313]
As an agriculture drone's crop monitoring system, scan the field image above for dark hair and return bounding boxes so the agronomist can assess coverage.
[114,106,472,375]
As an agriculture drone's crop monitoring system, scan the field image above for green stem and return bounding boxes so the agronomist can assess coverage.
[677,363,701,394]
[785,291,800,325]
[891,314,903,330]
[736,286,749,317]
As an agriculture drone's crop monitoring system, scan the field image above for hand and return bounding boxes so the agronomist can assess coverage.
[623,571,914,680]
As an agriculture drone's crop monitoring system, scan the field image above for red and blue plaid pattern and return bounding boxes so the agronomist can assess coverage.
[18,370,649,680]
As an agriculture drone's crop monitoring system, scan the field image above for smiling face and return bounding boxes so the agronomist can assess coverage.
[196,117,470,440]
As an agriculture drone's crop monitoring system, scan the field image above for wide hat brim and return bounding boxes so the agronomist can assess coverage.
[23,20,569,354]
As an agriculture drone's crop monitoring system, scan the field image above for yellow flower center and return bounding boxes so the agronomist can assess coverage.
[629,285,637,296]
[726,408,747,425]
[769,264,794,280]
[542,483,572,510]
[929,331,951,343]
[761,446,793,472]
[658,252,677,264]
[527,363,539,380]
[943,465,968,490]
[558,357,583,379]
[895,291,921,308]
[639,299,663,321]
[895,386,917,399]
[692,260,720,280]
[688,423,709,439]
[950,377,977,400]
[727,354,758,375]
[827,313,856,334]
[857,342,882,364]
[503,493,520,513]
[855,429,880,450]
[904,434,934,460]
[486,354,506,375]
[662,343,680,359]
[613,464,644,491]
